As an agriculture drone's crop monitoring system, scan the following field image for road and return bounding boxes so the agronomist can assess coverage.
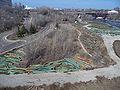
[0,14,33,55]
[0,30,25,55]
[0,26,120,87]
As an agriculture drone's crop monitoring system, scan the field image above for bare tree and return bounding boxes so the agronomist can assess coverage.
[24,24,80,66]
[0,4,26,33]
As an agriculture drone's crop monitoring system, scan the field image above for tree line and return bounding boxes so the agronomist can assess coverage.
[16,24,37,37]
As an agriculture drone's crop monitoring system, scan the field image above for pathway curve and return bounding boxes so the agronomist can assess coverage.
[0,30,25,55]
[0,26,120,87]
[83,24,92,30]
[76,29,92,57]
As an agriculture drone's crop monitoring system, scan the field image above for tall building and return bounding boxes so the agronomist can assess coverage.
[0,0,12,8]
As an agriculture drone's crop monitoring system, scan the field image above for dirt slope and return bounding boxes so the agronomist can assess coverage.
[74,24,114,67]
[113,40,120,58]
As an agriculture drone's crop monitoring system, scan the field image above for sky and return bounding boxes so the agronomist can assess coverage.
[12,0,120,9]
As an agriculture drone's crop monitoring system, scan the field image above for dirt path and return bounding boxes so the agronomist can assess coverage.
[76,29,92,57]
[83,24,91,30]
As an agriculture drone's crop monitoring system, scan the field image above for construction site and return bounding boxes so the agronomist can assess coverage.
[0,0,120,90]
[0,18,119,75]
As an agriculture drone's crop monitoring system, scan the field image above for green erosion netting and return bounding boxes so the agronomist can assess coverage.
[89,22,120,36]
[0,48,93,75]
[0,48,23,74]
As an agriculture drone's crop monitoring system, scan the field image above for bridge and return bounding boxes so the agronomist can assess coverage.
[85,12,109,19]
[61,10,109,19]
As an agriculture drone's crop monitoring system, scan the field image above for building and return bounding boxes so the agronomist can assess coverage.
[0,0,12,8]
[108,10,119,14]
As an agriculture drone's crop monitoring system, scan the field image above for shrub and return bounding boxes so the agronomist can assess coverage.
[16,25,28,37]
[20,25,28,34]
[16,29,23,37]
[55,23,59,28]
[30,24,37,34]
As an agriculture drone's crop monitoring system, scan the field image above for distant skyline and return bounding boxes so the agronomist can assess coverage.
[12,0,120,9]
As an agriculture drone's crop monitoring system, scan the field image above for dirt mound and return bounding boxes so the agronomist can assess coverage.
[113,40,120,58]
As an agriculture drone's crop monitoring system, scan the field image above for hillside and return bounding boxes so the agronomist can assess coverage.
[24,22,114,69]
[24,23,81,66]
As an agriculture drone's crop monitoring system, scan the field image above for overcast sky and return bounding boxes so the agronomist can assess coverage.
[12,0,120,9]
